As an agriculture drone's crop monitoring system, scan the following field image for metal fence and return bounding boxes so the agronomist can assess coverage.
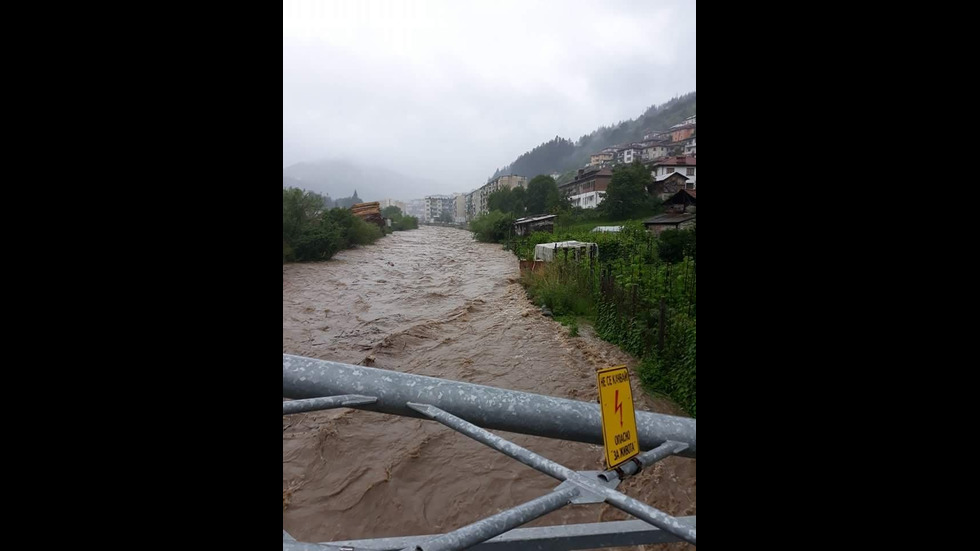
[283,354,697,550]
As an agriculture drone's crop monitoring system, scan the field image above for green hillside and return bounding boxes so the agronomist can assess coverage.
[492,92,696,179]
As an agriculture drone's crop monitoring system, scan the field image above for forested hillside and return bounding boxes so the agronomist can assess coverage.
[492,92,696,179]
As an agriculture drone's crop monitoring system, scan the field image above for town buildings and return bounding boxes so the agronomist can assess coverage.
[649,156,696,189]
[560,167,613,198]
[569,191,607,210]
[412,113,694,227]
[471,175,528,217]
[424,195,456,223]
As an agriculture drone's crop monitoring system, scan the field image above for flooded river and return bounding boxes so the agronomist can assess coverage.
[283,226,696,547]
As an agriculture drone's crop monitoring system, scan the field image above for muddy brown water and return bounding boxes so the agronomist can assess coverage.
[283,226,696,548]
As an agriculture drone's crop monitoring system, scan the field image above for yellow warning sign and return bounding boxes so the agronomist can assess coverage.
[596,365,639,469]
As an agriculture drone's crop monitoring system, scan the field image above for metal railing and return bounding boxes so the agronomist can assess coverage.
[283,354,697,550]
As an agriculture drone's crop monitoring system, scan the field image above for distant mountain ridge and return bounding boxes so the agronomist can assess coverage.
[284,93,696,200]
[282,159,441,203]
[492,91,696,180]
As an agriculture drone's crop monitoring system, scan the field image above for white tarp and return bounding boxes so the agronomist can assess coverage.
[534,241,598,262]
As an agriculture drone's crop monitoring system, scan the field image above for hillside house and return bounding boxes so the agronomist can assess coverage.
[560,167,613,197]
[664,189,696,212]
[644,213,697,236]
[684,137,697,156]
[514,214,557,237]
[569,191,606,210]
[670,124,697,143]
[642,142,669,161]
[617,145,644,164]
[648,172,691,199]
[651,156,697,188]
[589,149,616,167]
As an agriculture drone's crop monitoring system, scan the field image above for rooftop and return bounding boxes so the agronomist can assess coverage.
[488,175,527,183]
[655,172,690,182]
[536,241,595,249]
[652,156,697,167]
[644,213,697,225]
[664,189,697,206]
[561,168,614,188]
[514,215,558,225]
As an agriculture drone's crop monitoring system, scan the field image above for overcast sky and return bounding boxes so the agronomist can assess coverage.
[283,0,696,195]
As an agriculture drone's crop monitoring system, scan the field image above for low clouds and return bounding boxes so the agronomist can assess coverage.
[283,0,696,197]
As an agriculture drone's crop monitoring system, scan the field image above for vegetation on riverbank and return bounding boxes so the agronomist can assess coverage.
[470,211,516,243]
[469,175,566,243]
[515,222,697,417]
[284,188,419,263]
[472,162,665,239]
[382,206,421,232]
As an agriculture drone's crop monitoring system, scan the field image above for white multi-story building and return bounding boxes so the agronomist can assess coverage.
[617,145,643,164]
[424,195,456,223]
[569,191,606,210]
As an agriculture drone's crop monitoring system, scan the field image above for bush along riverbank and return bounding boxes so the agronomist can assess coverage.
[284,188,419,263]
[514,222,696,417]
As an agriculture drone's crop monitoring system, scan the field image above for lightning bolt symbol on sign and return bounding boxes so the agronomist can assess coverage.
[615,389,623,427]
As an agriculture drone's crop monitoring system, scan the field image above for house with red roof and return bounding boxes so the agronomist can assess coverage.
[650,156,697,189]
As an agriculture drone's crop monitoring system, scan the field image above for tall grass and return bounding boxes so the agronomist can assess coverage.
[349,217,384,245]
[471,211,516,243]
[515,223,697,417]
[521,260,595,317]
[640,314,696,417]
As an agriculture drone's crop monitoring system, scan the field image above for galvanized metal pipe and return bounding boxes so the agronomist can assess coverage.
[599,440,689,482]
[283,395,377,415]
[600,488,696,545]
[407,403,578,481]
[321,517,696,550]
[403,487,579,551]
[283,355,696,457]
[409,403,696,546]
[282,543,329,551]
